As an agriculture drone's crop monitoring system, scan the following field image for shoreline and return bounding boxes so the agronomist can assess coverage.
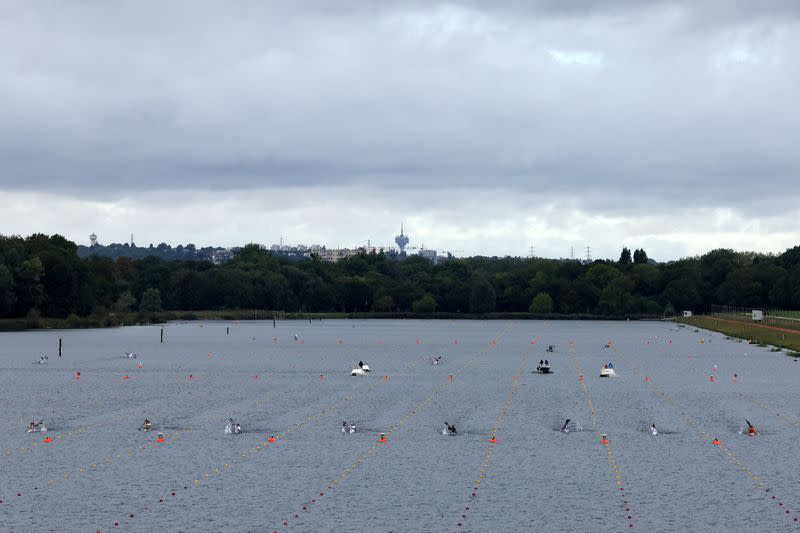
[676,315,800,355]
[0,310,666,332]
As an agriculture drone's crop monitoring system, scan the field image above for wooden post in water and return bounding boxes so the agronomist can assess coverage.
[160,326,164,343]
[273,316,276,328]
[226,326,229,335]
[58,337,62,357]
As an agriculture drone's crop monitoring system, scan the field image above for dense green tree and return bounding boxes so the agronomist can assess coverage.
[529,292,553,314]
[0,264,15,316]
[412,294,437,313]
[140,288,163,312]
[469,275,496,314]
[633,248,648,264]
[114,290,137,312]
[619,247,632,265]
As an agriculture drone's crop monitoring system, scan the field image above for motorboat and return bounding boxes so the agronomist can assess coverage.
[600,366,616,378]
[27,423,47,433]
[361,364,371,373]
[442,422,457,436]
[225,423,242,434]
[536,362,552,374]
[350,367,367,376]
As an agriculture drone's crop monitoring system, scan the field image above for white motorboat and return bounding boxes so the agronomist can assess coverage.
[27,424,47,433]
[350,367,367,376]
[225,424,242,434]
[600,367,616,378]
[361,364,371,373]
[536,363,552,374]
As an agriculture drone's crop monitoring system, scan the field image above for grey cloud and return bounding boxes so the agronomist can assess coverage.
[0,0,798,218]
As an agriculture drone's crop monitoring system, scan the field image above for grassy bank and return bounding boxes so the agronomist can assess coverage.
[676,315,800,354]
[0,309,665,331]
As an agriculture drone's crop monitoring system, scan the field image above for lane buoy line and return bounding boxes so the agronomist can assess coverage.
[103,347,440,530]
[614,349,799,525]
[668,349,800,431]
[0,371,346,505]
[570,345,635,529]
[275,324,514,532]
[2,368,296,457]
[453,348,530,533]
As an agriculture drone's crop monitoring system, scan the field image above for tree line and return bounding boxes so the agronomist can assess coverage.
[1,234,800,321]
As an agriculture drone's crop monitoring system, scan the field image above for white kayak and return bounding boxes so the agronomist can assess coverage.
[600,367,616,378]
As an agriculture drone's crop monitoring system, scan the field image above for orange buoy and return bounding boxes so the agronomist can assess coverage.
[489,436,497,444]
[643,376,649,382]
[75,371,81,380]
[378,433,387,444]
[383,375,389,381]
[267,436,276,443]
[319,373,325,381]
[578,374,584,381]
[137,362,143,368]
[122,375,129,380]
[156,437,165,443]
[712,438,720,445]
[188,373,193,381]
[709,375,714,383]
[43,437,52,443]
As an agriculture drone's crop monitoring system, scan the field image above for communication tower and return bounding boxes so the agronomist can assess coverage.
[394,223,409,254]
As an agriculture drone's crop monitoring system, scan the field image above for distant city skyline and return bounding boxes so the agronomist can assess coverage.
[1,3,799,261]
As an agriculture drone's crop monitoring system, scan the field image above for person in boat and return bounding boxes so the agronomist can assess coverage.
[29,421,37,431]
[650,424,658,436]
[540,359,544,366]
[443,422,457,435]
[544,359,549,365]
[358,360,364,368]
[349,423,356,433]
[608,362,614,369]
[561,419,571,433]
[603,364,608,369]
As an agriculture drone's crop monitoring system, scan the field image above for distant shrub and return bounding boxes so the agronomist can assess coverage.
[25,308,41,329]
[65,313,82,328]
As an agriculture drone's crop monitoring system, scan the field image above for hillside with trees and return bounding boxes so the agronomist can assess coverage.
[2,235,800,324]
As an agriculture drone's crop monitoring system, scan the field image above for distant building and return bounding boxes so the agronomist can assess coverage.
[89,233,97,247]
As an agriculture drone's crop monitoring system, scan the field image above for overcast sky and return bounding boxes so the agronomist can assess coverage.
[1,1,798,260]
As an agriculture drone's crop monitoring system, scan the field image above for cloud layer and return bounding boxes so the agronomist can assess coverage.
[1,1,798,258]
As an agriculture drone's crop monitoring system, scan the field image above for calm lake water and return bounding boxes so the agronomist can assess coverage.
[1,319,799,532]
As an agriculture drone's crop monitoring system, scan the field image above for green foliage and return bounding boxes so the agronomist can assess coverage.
[469,275,496,314]
[114,290,137,313]
[140,288,162,313]
[412,294,437,313]
[4,234,800,324]
[529,292,553,314]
